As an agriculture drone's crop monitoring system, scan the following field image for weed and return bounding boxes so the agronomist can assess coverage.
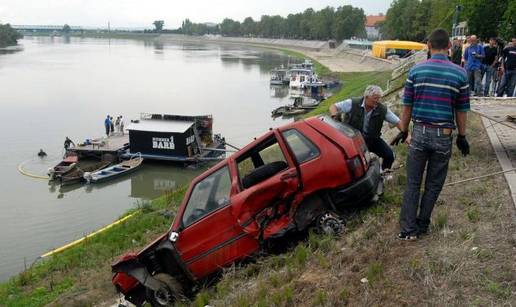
[433,212,448,230]
[476,249,495,261]
[316,253,330,269]
[338,288,350,304]
[366,261,384,285]
[484,279,511,300]
[283,286,294,304]
[193,289,210,307]
[313,289,327,306]
[467,208,481,223]
[294,245,309,268]
[236,293,250,307]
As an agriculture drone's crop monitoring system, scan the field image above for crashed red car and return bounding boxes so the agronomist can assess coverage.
[112,116,382,306]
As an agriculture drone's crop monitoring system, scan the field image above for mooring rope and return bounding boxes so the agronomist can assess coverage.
[17,159,50,180]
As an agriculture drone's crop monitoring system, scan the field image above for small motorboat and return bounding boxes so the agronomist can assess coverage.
[271,96,321,118]
[57,160,111,186]
[48,154,78,180]
[84,155,143,184]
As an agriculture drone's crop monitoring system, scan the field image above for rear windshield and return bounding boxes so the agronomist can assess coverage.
[319,115,357,138]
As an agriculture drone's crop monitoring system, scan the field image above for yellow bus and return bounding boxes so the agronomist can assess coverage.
[372,40,427,59]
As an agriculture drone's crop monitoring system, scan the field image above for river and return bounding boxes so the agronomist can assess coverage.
[0,36,311,281]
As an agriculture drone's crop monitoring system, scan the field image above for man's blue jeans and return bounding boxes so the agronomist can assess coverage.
[468,69,482,95]
[399,124,452,234]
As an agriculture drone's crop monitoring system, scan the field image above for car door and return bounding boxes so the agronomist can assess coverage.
[230,132,300,240]
[173,164,259,279]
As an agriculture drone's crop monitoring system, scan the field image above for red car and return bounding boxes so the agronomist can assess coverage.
[112,116,382,306]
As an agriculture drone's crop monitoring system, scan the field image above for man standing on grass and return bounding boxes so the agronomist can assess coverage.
[391,29,470,240]
[464,35,484,96]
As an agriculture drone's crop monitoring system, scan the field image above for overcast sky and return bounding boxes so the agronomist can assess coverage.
[0,0,392,29]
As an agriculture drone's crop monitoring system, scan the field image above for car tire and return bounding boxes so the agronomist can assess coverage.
[316,212,345,235]
[145,273,184,307]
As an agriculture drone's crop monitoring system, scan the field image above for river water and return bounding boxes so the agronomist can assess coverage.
[0,36,309,281]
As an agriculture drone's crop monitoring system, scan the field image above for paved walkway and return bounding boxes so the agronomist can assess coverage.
[476,103,516,210]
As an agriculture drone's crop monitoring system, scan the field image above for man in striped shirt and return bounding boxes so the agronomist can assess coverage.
[392,28,470,240]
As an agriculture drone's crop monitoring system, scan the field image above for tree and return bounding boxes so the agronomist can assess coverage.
[334,5,366,40]
[153,20,164,32]
[220,18,240,36]
[62,24,71,34]
[461,0,507,40]
[0,23,22,48]
[241,17,256,36]
[500,0,516,40]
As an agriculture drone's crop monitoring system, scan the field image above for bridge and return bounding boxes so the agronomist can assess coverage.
[11,25,84,33]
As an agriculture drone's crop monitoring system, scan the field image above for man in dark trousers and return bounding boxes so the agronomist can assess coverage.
[482,38,498,96]
[104,115,111,137]
[329,85,404,172]
[392,29,470,240]
[500,38,516,97]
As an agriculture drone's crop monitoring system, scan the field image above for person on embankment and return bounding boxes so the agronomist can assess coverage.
[329,85,404,173]
[393,28,470,241]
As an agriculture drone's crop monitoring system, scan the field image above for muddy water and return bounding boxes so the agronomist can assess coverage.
[0,36,315,281]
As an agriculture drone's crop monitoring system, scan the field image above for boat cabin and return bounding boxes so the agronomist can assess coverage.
[126,113,223,162]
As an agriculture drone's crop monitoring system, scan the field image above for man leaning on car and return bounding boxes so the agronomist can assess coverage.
[329,85,404,172]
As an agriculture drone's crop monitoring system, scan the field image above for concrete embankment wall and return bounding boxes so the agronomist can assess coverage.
[157,34,328,50]
[157,34,396,72]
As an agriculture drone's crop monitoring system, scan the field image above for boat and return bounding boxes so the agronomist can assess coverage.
[57,160,111,186]
[270,68,289,85]
[271,97,321,118]
[48,154,78,180]
[121,113,226,163]
[84,155,143,184]
[288,68,317,89]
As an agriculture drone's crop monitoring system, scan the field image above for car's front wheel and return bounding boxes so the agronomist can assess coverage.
[145,273,184,307]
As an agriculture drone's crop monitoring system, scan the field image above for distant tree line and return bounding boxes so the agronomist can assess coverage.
[0,24,22,48]
[381,0,516,42]
[178,5,367,41]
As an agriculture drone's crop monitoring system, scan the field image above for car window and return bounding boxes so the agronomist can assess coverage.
[282,129,320,163]
[237,136,288,188]
[182,165,231,227]
[321,115,356,138]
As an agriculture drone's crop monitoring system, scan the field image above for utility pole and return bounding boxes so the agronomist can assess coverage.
[108,21,110,33]
[452,5,463,38]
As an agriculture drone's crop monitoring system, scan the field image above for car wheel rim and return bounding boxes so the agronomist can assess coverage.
[318,213,344,235]
[155,287,172,306]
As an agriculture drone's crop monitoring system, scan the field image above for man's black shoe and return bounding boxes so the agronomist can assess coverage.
[397,232,418,240]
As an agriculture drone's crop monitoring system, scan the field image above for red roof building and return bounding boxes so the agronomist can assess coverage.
[365,14,385,40]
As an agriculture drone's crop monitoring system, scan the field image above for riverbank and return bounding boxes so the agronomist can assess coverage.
[157,34,395,73]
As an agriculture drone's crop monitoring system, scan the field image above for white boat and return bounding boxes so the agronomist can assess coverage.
[270,68,289,85]
[289,68,318,89]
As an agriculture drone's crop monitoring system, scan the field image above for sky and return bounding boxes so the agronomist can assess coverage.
[0,0,392,29]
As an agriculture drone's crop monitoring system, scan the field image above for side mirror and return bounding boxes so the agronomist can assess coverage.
[169,231,179,242]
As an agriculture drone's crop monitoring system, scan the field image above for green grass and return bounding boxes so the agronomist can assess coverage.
[307,70,393,117]
[0,187,186,306]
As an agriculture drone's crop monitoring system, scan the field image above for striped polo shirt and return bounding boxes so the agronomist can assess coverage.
[403,54,470,128]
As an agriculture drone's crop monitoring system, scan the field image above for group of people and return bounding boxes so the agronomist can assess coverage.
[104,115,125,137]
[450,35,516,97]
[331,28,470,240]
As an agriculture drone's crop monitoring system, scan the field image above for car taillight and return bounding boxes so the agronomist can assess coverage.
[347,156,364,179]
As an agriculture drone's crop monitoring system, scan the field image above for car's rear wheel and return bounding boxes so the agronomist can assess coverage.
[316,212,344,235]
[145,273,184,307]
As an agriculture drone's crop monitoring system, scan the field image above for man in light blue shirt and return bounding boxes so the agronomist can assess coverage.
[464,35,485,96]
[329,85,404,171]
